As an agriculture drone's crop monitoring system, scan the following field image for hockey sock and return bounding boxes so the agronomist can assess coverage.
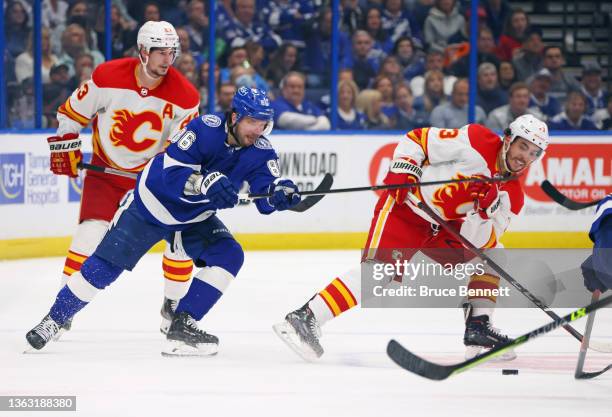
[175,266,233,321]
[61,250,88,287]
[162,255,193,300]
[308,267,361,326]
[467,273,500,317]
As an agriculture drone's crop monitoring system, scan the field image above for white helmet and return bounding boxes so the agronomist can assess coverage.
[507,114,549,152]
[137,21,180,63]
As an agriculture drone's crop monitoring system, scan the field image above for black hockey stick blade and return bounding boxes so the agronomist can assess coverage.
[387,293,612,381]
[288,173,334,212]
[541,180,601,210]
[575,364,612,379]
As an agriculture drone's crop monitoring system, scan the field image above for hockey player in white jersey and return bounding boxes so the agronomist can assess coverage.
[274,115,550,361]
[47,21,199,337]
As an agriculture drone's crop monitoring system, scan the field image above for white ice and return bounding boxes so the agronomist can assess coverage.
[1,250,611,417]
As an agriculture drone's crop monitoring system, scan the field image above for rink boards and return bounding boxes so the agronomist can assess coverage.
[0,132,610,259]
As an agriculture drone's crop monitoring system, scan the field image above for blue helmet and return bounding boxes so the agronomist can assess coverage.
[232,87,274,132]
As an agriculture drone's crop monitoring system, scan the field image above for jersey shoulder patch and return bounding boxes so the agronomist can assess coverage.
[254,137,273,150]
[202,114,222,128]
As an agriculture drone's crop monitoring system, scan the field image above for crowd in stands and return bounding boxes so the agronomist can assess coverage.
[3,0,610,131]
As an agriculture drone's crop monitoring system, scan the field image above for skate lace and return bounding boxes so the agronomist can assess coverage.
[169,299,178,312]
[34,318,59,341]
[185,316,207,335]
[307,316,322,339]
[486,323,508,341]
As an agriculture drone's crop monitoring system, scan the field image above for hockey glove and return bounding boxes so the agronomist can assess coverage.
[268,178,301,211]
[383,157,422,204]
[47,133,82,177]
[468,180,500,219]
[198,171,238,210]
[581,255,608,293]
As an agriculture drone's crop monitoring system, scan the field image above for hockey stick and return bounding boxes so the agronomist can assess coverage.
[574,290,612,379]
[405,192,612,353]
[77,162,331,213]
[239,175,516,200]
[541,180,602,210]
[387,293,612,380]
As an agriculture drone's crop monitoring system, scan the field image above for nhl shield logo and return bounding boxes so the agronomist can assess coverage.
[140,88,148,96]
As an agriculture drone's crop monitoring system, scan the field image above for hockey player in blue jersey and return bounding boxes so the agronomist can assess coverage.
[26,87,302,356]
[581,194,612,293]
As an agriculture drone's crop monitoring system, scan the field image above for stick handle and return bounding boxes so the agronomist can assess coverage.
[78,162,138,180]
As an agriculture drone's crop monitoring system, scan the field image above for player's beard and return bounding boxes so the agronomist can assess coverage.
[149,65,168,79]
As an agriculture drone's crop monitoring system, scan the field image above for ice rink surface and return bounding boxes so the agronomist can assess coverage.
[1,250,611,417]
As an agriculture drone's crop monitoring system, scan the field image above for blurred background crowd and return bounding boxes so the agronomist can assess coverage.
[3,0,611,131]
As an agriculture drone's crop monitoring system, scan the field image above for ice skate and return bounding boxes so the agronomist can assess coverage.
[26,315,61,351]
[52,317,72,341]
[160,297,177,335]
[463,303,516,361]
[273,304,324,362]
[162,312,218,356]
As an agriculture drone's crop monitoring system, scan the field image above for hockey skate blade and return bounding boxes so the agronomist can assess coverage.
[465,345,517,361]
[161,340,218,357]
[272,321,322,362]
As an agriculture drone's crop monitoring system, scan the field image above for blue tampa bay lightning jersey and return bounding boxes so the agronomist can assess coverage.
[589,194,612,242]
[134,113,281,229]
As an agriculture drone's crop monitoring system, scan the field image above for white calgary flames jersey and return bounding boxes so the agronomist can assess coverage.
[394,124,525,248]
[57,57,199,172]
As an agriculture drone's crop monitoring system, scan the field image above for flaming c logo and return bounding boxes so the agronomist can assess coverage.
[109,109,162,152]
[430,174,476,219]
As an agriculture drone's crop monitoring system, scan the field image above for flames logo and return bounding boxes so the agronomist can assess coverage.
[430,174,479,219]
[109,109,163,152]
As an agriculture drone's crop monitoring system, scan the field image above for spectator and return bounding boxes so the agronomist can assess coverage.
[394,83,429,130]
[423,0,465,52]
[8,78,37,129]
[51,1,98,56]
[272,71,331,130]
[197,61,221,112]
[216,83,237,113]
[346,30,384,90]
[123,2,162,56]
[244,41,266,76]
[341,0,364,34]
[56,23,105,77]
[266,43,300,88]
[548,91,599,130]
[220,46,268,92]
[476,62,508,115]
[4,1,30,58]
[262,0,319,49]
[334,79,367,129]
[410,49,457,96]
[95,4,132,59]
[373,75,397,118]
[176,28,195,62]
[430,78,486,128]
[595,96,612,130]
[222,0,282,53]
[15,27,58,84]
[318,69,355,113]
[498,60,517,92]
[393,36,425,81]
[142,2,161,23]
[580,62,609,116]
[42,0,69,31]
[378,56,403,86]
[483,0,512,41]
[175,52,198,85]
[43,64,71,128]
[511,27,544,81]
[528,68,561,121]
[542,46,580,99]
[382,0,419,47]
[486,81,543,130]
[449,26,501,78]
[496,8,529,61]
[412,0,435,34]
[413,69,447,113]
[303,8,352,87]
[356,89,393,129]
[183,0,219,65]
[362,7,393,55]
[67,52,94,91]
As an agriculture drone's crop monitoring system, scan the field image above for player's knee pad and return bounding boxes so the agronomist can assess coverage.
[201,238,244,277]
[69,219,110,256]
[80,254,124,290]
